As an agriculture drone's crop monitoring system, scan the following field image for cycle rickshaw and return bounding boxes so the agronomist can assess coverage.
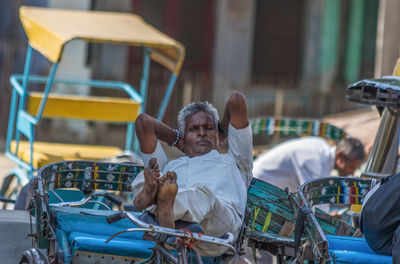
[21,160,235,264]
[291,59,400,263]
[1,6,185,205]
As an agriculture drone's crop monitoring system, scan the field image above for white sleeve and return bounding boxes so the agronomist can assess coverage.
[140,141,168,171]
[228,123,253,186]
[131,141,168,196]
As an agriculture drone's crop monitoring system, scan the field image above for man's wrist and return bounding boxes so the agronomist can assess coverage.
[169,129,181,147]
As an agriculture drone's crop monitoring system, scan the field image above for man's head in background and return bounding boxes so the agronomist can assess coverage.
[335,137,365,176]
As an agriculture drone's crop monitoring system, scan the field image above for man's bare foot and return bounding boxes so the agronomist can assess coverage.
[156,171,178,229]
[133,158,160,210]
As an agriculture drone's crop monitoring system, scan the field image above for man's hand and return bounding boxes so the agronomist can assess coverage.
[220,91,249,133]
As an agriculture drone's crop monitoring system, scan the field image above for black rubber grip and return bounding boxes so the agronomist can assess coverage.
[104,193,122,206]
[106,212,126,224]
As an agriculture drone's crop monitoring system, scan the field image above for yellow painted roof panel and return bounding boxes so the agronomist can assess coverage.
[20,6,184,72]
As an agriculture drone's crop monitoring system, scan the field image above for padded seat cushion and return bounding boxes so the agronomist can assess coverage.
[54,208,221,264]
[326,235,392,263]
[56,210,149,240]
[11,140,122,169]
[70,231,154,259]
[55,209,154,262]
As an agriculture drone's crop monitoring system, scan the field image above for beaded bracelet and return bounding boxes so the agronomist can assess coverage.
[169,129,181,147]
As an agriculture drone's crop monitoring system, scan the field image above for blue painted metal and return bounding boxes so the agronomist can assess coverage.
[140,48,151,113]
[5,152,34,172]
[14,46,33,159]
[9,74,143,154]
[0,167,30,199]
[5,89,19,159]
[16,110,37,139]
[6,71,144,177]
[126,123,134,151]
[8,167,30,188]
[157,74,177,121]
[20,46,33,110]
[10,74,143,104]
[35,63,58,121]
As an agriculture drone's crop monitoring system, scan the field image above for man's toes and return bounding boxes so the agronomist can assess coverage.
[165,171,177,183]
[148,158,157,169]
[153,168,160,178]
[169,171,177,181]
[144,167,151,176]
[159,176,166,184]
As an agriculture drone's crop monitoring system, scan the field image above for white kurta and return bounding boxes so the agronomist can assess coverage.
[252,137,336,192]
[131,124,253,256]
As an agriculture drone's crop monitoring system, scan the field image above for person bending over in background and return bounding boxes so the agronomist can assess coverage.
[252,136,365,192]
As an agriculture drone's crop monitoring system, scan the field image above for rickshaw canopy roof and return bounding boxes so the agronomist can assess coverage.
[20,6,185,73]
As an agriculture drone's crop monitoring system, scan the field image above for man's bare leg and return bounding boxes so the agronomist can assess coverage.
[133,158,160,211]
[156,171,178,229]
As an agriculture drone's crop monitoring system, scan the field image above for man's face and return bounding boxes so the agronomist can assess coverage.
[183,111,219,158]
[336,153,363,176]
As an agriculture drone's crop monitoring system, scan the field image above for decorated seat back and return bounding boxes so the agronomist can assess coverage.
[38,160,143,192]
[296,177,373,262]
[251,118,346,142]
[246,178,295,235]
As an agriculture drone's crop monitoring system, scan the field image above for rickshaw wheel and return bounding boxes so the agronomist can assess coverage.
[20,248,49,264]
[1,173,21,209]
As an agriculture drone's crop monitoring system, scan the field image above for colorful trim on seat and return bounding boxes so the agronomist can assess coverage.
[301,178,371,208]
[250,118,346,142]
[246,178,295,234]
[38,161,143,191]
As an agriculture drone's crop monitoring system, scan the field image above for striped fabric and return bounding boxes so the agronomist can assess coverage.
[250,118,346,142]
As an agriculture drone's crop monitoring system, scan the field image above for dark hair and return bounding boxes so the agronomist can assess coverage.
[336,137,365,161]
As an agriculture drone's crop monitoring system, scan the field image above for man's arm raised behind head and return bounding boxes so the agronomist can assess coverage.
[135,113,179,154]
[219,92,249,138]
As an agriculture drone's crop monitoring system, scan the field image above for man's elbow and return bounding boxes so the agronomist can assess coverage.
[135,113,154,133]
[229,91,247,107]
[228,91,248,128]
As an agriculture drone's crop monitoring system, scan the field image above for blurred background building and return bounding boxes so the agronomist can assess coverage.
[0,0,399,150]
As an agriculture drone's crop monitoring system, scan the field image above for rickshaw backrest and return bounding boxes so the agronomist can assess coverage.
[296,177,373,262]
[250,118,346,143]
[26,92,140,122]
[38,160,143,191]
[246,178,295,235]
[299,177,372,209]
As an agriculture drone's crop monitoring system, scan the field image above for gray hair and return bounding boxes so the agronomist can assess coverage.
[178,101,219,136]
[336,137,366,161]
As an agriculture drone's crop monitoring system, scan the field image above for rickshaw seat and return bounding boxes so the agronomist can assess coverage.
[326,235,391,263]
[245,178,297,257]
[53,207,154,263]
[53,207,214,263]
[11,141,122,169]
[297,177,375,262]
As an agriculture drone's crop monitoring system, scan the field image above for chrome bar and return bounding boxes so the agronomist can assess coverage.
[106,212,236,251]
[50,190,111,210]
[365,108,400,174]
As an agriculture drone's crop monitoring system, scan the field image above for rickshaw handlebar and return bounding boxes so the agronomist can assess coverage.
[50,190,122,209]
[106,212,236,250]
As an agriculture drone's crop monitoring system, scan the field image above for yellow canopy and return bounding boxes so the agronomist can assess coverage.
[20,6,185,74]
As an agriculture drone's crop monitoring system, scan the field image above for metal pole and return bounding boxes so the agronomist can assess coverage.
[365,108,400,174]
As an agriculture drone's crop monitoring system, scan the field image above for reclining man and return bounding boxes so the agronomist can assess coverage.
[131,91,253,256]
